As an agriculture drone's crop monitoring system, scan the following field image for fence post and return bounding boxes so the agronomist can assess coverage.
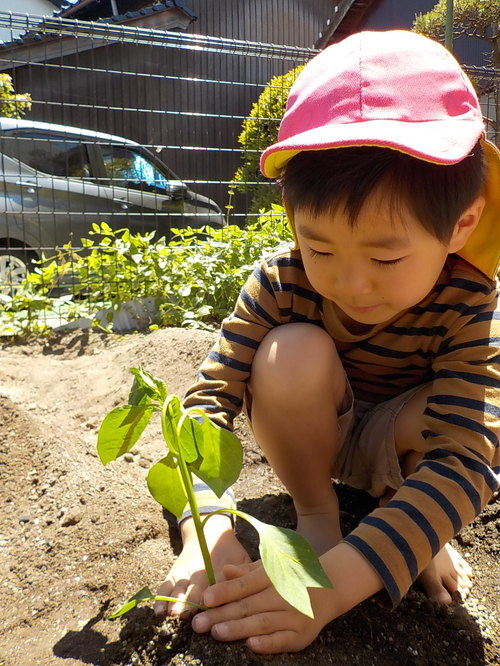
[445,0,454,52]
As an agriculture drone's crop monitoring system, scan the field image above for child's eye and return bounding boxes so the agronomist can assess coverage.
[307,248,331,259]
[373,257,405,268]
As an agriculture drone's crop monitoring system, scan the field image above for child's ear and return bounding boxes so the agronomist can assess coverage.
[447,195,486,254]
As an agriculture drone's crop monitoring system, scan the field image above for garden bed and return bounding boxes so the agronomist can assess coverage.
[0,328,498,665]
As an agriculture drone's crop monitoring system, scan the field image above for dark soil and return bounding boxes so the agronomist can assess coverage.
[0,328,498,666]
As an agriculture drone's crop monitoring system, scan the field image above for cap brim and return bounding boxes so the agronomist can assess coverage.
[260,117,483,178]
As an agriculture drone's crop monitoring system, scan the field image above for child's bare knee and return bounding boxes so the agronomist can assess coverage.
[251,323,343,395]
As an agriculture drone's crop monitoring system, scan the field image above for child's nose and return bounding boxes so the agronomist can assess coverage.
[334,265,372,296]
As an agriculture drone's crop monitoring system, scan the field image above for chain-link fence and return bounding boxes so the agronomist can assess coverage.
[0,10,313,330]
[464,65,499,147]
[0,11,497,332]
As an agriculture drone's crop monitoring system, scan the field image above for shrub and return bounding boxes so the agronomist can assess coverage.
[0,73,31,118]
[0,206,291,337]
[231,66,305,216]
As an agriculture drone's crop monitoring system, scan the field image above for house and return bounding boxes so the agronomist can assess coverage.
[0,0,62,43]
[184,0,335,48]
[0,1,496,218]
[0,0,196,66]
[0,2,333,215]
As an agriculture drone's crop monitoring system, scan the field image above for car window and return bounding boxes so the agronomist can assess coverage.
[101,145,170,193]
[0,131,92,179]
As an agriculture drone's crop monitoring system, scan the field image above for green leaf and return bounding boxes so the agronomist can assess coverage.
[147,453,188,519]
[235,512,332,618]
[109,586,207,618]
[187,410,242,497]
[177,412,205,464]
[161,395,183,454]
[109,586,154,618]
[129,366,167,406]
[162,399,203,464]
[97,404,155,465]
[128,376,152,407]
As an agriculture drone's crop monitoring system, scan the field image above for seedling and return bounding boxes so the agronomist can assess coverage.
[97,367,332,619]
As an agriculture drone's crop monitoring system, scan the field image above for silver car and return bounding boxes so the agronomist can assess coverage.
[0,117,225,288]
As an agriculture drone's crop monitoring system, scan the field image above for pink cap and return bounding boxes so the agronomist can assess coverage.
[261,30,485,178]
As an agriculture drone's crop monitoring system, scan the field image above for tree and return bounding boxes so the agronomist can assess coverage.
[0,73,31,118]
[413,0,499,143]
[231,65,304,217]
[413,0,499,66]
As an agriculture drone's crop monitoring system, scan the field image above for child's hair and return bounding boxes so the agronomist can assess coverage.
[281,143,485,243]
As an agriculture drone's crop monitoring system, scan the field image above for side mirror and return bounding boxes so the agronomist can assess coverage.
[167,180,188,199]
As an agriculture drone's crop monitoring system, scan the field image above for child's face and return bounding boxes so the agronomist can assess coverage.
[294,187,454,328]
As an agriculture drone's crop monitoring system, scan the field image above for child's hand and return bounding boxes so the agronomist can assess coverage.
[191,541,384,654]
[191,561,331,654]
[154,514,251,619]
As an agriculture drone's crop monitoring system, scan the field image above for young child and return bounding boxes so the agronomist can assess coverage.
[154,30,500,654]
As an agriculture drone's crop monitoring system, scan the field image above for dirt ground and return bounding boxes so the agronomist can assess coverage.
[0,327,499,666]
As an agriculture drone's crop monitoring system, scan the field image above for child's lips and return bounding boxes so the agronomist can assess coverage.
[348,303,380,313]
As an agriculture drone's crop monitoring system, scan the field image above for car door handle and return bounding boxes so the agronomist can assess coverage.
[15,181,38,194]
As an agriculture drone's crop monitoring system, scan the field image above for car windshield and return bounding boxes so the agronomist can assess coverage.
[101,146,170,193]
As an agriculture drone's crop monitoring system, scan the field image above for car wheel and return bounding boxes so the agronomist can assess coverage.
[0,249,32,293]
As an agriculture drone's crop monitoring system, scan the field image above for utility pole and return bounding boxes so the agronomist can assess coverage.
[445,0,454,51]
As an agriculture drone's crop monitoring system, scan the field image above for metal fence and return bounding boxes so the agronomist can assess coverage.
[0,11,498,331]
[464,64,499,147]
[0,10,314,220]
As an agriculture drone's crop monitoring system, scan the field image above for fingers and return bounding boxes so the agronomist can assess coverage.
[203,563,268,608]
[154,569,208,619]
[154,579,174,616]
[195,608,315,654]
[191,565,322,654]
[211,611,293,642]
[247,629,306,654]
[222,561,261,580]
[194,584,275,632]
[193,575,292,638]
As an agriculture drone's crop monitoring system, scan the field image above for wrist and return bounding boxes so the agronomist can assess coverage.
[314,542,384,623]
[180,512,233,545]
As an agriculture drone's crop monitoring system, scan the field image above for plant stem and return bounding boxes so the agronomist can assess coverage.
[153,595,208,611]
[176,454,216,585]
[202,508,243,528]
[170,411,216,586]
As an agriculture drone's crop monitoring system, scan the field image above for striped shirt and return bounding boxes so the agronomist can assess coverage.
[183,247,500,606]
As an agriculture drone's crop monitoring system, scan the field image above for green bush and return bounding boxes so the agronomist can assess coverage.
[158,205,291,328]
[231,65,305,216]
[0,73,31,118]
[0,208,292,337]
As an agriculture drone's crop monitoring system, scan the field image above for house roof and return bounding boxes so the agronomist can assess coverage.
[0,0,196,68]
[57,0,196,22]
[315,0,377,49]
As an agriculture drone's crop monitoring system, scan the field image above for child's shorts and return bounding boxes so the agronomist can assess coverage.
[333,381,427,497]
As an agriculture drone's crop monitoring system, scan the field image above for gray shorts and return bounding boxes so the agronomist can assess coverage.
[333,381,427,497]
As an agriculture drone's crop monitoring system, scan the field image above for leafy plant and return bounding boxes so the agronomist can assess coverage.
[97,367,332,619]
[231,66,305,216]
[0,208,291,338]
[158,205,291,328]
[0,73,31,118]
[0,279,82,338]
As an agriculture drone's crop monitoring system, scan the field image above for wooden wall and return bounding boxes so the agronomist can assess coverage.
[2,2,327,218]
